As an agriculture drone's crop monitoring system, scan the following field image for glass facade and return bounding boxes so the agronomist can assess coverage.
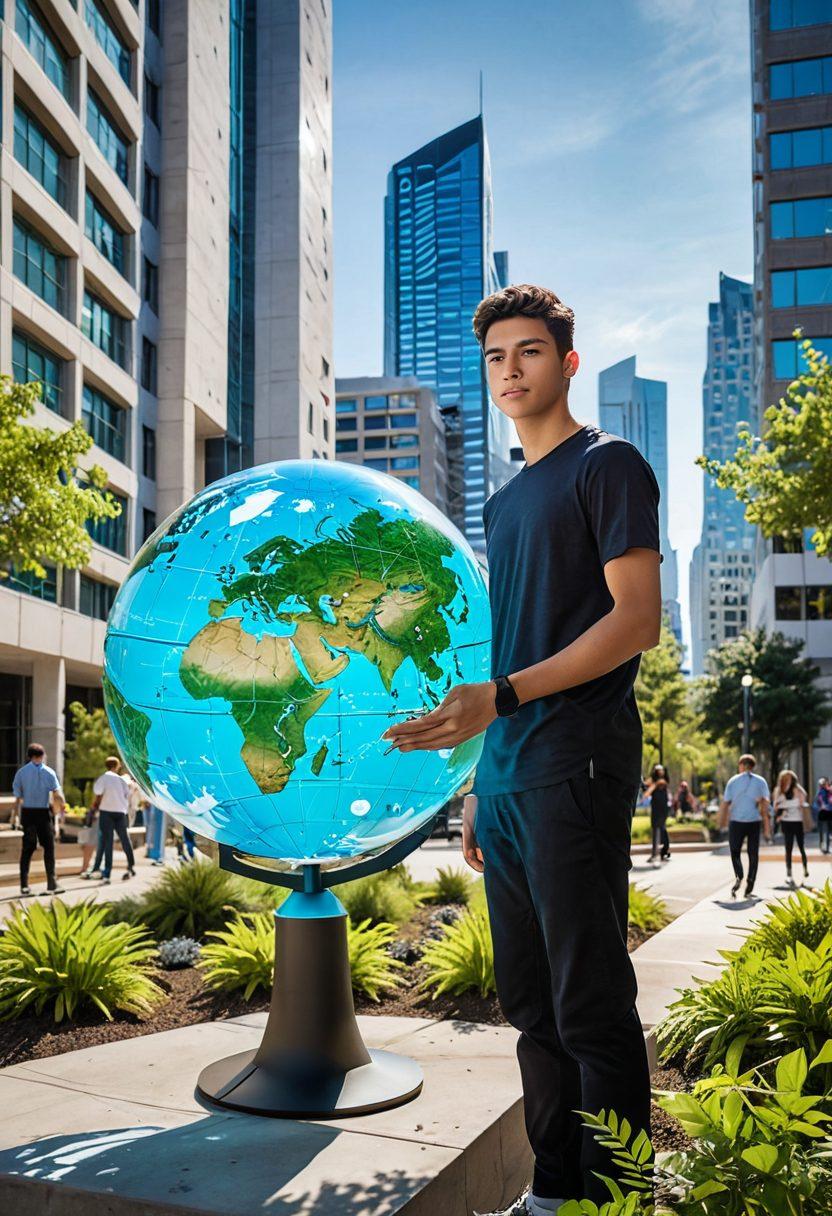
[770,0,832,30]
[772,336,832,378]
[87,490,128,555]
[12,329,64,416]
[13,217,65,313]
[142,425,156,479]
[79,574,117,621]
[82,289,128,367]
[87,90,129,185]
[770,126,832,170]
[84,0,130,85]
[336,398,357,413]
[85,191,125,274]
[14,103,67,208]
[143,164,159,224]
[7,564,57,601]
[771,265,832,306]
[82,384,126,461]
[771,196,832,238]
[770,56,832,98]
[15,0,70,99]
[384,115,511,546]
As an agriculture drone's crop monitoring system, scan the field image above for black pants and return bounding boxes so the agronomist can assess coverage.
[782,821,808,872]
[475,769,651,1203]
[19,807,56,888]
[728,820,760,887]
[818,813,831,853]
[650,809,669,859]
[100,811,135,878]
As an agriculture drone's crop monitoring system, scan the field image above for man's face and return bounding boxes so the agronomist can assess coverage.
[482,315,578,421]
[32,753,44,765]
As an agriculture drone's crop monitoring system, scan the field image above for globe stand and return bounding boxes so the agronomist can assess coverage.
[196,817,437,1118]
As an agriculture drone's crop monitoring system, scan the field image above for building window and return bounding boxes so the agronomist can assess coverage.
[364,415,386,431]
[12,329,65,415]
[84,191,125,274]
[7,563,57,602]
[307,401,314,434]
[772,336,832,378]
[770,56,832,99]
[141,508,157,542]
[144,74,160,127]
[770,0,832,31]
[335,416,355,433]
[364,436,386,450]
[390,433,419,449]
[391,456,419,470]
[82,383,126,461]
[146,0,161,38]
[79,574,118,621]
[335,438,357,453]
[143,257,158,312]
[770,125,832,171]
[772,265,832,307]
[402,476,420,489]
[321,355,330,377]
[84,0,131,86]
[87,491,128,555]
[12,217,65,313]
[365,458,387,471]
[87,90,129,185]
[390,412,418,429]
[141,337,158,394]
[336,398,357,414]
[13,103,68,209]
[142,425,156,479]
[143,164,160,225]
[389,392,417,408]
[364,395,387,412]
[322,417,329,442]
[807,585,832,619]
[771,196,832,239]
[775,585,803,620]
[15,0,70,100]
[82,289,128,368]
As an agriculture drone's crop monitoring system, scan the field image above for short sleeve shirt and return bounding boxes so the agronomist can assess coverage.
[472,425,662,796]
[12,761,62,807]
[93,771,131,813]
[724,771,770,822]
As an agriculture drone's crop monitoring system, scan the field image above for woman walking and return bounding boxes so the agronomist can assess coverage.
[773,769,811,887]
[672,780,697,819]
[645,763,670,865]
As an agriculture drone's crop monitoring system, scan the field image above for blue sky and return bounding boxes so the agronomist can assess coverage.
[332,0,753,657]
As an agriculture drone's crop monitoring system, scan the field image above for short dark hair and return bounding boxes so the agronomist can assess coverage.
[739,753,756,769]
[27,743,45,759]
[472,283,575,358]
[105,756,121,771]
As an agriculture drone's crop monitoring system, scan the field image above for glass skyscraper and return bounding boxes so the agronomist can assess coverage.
[383,115,513,548]
[598,357,681,644]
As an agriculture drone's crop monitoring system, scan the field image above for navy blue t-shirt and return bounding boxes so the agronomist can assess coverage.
[472,425,662,796]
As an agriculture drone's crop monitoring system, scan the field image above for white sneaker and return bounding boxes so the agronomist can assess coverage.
[475,1188,565,1215]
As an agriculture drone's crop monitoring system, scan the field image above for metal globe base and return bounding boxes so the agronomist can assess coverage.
[197,828,436,1118]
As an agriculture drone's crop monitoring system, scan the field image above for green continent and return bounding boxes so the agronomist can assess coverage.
[311,742,329,776]
[102,674,152,790]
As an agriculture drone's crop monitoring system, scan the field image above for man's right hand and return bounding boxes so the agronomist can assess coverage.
[461,794,483,873]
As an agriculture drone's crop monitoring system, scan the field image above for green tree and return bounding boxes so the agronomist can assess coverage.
[0,376,119,579]
[63,702,119,806]
[697,627,832,785]
[696,334,832,555]
[635,620,688,769]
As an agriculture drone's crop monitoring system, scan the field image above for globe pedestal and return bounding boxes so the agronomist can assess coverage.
[196,887,423,1118]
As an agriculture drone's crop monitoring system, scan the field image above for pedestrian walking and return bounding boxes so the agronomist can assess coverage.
[91,756,136,884]
[812,777,832,854]
[76,803,99,877]
[672,779,697,819]
[382,284,662,1212]
[144,802,168,865]
[719,754,771,900]
[773,769,811,887]
[12,742,66,897]
[644,763,671,865]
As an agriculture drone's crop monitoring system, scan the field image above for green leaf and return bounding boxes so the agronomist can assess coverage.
[775,1047,808,1094]
[741,1143,780,1174]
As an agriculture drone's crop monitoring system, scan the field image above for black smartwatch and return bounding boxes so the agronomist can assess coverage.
[493,674,520,718]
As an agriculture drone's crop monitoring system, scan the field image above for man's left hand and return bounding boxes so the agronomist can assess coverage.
[381,682,498,752]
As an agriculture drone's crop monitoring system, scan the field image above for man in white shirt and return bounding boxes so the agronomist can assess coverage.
[93,756,136,884]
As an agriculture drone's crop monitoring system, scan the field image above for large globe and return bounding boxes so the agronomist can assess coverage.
[103,460,490,869]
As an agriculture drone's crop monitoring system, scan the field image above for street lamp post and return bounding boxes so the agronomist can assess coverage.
[741,672,753,755]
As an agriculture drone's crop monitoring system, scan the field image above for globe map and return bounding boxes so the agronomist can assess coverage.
[103,460,491,868]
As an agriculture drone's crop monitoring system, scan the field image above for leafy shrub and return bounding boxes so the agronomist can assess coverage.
[128,860,250,940]
[336,869,419,926]
[560,1038,832,1216]
[0,900,164,1022]
[199,911,404,1001]
[738,881,832,960]
[628,884,670,934]
[420,906,495,998]
[101,893,148,928]
[230,875,291,913]
[426,865,472,906]
[157,936,201,969]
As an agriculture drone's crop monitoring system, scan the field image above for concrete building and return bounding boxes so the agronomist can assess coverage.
[690,274,756,675]
[0,0,332,791]
[383,114,513,551]
[748,0,832,779]
[334,376,448,515]
[598,356,681,645]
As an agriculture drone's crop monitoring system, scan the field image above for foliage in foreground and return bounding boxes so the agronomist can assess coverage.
[336,868,421,926]
[63,701,119,805]
[628,885,671,934]
[0,900,164,1023]
[425,865,472,906]
[420,905,495,998]
[111,860,251,941]
[560,1039,832,1216]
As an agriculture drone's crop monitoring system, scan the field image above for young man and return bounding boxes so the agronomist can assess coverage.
[92,756,136,884]
[382,283,662,1214]
[720,754,771,900]
[13,742,66,897]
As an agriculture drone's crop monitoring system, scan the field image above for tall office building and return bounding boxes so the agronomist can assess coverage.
[383,114,513,549]
[598,356,681,644]
[690,274,756,675]
[0,0,332,790]
[334,376,449,515]
[748,0,832,778]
